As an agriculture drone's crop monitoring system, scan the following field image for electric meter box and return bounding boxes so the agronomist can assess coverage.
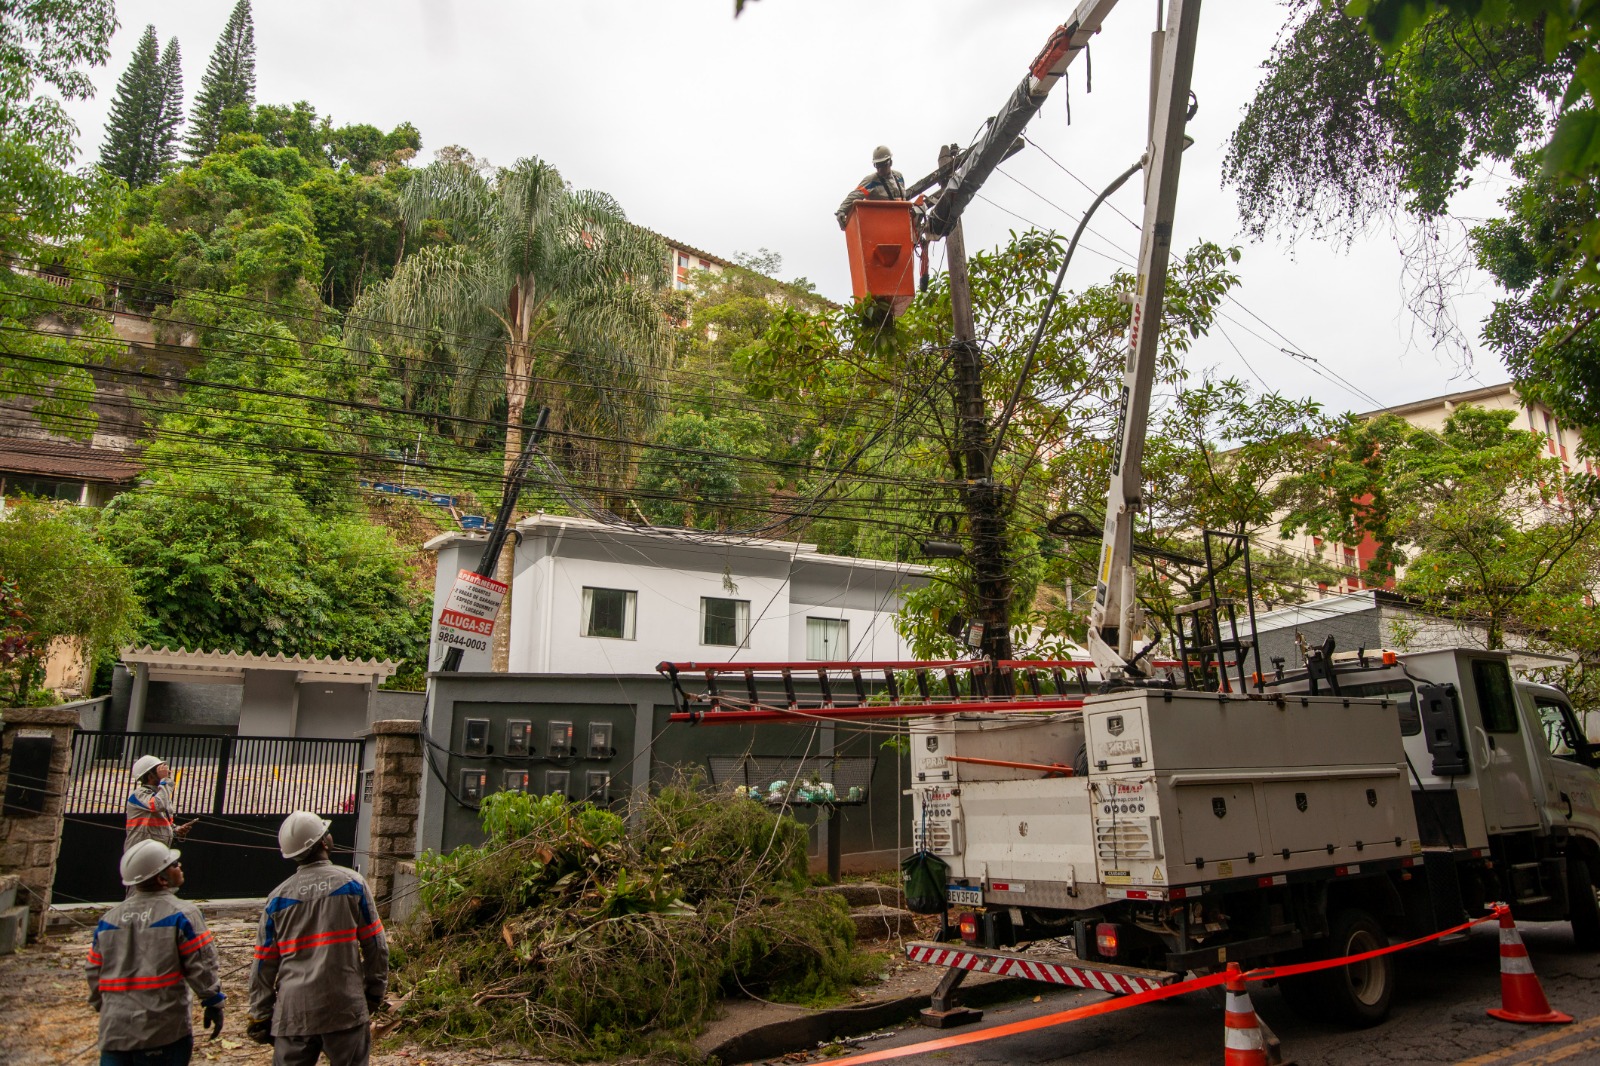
[588,721,614,758]
[434,696,640,850]
[463,718,490,756]
[505,720,532,757]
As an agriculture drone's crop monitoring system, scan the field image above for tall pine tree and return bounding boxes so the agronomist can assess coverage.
[155,38,184,173]
[185,0,256,161]
[99,25,166,187]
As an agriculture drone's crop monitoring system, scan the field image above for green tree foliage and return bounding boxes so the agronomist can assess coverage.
[1473,153,1600,449]
[91,143,324,302]
[88,139,413,309]
[0,574,46,707]
[1226,2,1562,240]
[156,37,184,172]
[221,100,421,174]
[749,233,1264,652]
[1227,2,1600,447]
[98,305,428,661]
[1280,404,1600,650]
[99,26,169,188]
[354,156,672,478]
[0,499,140,688]
[185,0,256,161]
[636,412,750,528]
[102,468,428,660]
[0,0,115,254]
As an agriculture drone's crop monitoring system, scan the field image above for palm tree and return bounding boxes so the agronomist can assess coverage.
[352,156,671,667]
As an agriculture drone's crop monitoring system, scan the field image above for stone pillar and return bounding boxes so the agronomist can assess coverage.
[0,707,78,939]
[364,720,422,918]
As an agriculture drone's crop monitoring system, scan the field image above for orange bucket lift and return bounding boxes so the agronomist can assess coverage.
[843,200,917,314]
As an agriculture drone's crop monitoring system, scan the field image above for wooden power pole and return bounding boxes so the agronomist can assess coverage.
[939,147,1013,668]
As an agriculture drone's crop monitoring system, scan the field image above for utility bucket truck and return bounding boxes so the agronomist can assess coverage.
[910,643,1600,1025]
[808,0,1600,1032]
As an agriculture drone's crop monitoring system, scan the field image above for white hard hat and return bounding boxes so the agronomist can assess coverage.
[121,840,181,887]
[278,810,333,860]
[872,145,893,164]
[131,754,164,781]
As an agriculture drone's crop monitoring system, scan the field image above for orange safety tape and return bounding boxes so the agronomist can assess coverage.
[828,909,1502,1066]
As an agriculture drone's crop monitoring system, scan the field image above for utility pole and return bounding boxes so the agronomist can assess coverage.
[940,144,1013,669]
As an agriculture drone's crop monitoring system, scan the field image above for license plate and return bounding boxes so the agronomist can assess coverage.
[948,886,983,906]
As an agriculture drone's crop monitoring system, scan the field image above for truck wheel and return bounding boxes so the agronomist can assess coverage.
[1567,858,1600,951]
[1320,908,1394,1028]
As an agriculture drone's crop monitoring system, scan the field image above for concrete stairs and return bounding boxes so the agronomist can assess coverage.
[816,881,919,942]
[0,875,27,955]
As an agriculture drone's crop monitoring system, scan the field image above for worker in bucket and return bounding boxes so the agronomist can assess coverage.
[836,144,908,228]
[87,840,225,1064]
[125,754,195,853]
[247,811,388,1065]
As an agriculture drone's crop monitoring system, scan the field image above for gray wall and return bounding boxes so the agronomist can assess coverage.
[238,671,298,735]
[296,682,370,739]
[1255,607,1385,678]
[421,673,913,875]
[373,690,425,722]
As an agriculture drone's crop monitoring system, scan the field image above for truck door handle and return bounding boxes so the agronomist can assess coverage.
[1563,792,1574,820]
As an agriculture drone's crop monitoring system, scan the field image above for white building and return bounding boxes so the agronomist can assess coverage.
[425,514,930,674]
[1270,381,1584,598]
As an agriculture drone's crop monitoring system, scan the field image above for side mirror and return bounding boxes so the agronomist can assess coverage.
[1418,683,1469,776]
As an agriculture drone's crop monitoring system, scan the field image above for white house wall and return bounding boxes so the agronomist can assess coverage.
[428,520,927,676]
[511,534,794,674]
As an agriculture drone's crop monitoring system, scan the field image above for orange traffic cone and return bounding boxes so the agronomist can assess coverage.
[1223,962,1269,1066]
[1487,904,1573,1025]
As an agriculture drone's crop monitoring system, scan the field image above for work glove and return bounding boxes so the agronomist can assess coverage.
[203,1003,224,1040]
[245,1017,273,1045]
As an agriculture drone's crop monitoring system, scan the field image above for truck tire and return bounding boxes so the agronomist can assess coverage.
[1568,858,1600,951]
[1320,908,1394,1028]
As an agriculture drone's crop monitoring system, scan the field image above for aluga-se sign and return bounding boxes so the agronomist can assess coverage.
[436,568,507,655]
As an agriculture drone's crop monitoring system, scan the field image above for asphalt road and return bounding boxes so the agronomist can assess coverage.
[821,921,1600,1066]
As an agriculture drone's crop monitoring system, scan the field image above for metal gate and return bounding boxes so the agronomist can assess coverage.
[55,732,365,903]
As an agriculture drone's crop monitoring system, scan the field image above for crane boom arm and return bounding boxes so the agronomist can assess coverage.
[924,0,1120,237]
[1085,0,1203,675]
[912,0,1205,676]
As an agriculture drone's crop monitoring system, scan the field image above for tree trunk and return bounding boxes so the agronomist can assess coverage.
[492,336,533,672]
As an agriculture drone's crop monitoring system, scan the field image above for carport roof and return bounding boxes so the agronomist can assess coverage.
[120,646,400,684]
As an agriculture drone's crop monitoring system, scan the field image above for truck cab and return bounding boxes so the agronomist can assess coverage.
[1270,646,1600,942]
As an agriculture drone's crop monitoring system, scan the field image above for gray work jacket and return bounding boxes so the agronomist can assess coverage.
[249,860,388,1037]
[836,168,908,229]
[86,888,224,1051]
[124,779,176,852]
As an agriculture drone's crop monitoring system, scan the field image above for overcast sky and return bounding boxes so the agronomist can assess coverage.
[65,0,1516,417]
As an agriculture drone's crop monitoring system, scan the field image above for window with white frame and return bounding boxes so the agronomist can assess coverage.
[581,587,636,639]
[701,597,749,647]
[806,617,849,660]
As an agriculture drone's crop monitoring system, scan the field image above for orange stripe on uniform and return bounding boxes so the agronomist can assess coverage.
[180,931,213,955]
[99,971,183,992]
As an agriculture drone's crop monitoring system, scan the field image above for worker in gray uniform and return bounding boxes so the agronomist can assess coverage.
[247,811,388,1065]
[836,145,908,229]
[87,840,225,1065]
[125,754,194,853]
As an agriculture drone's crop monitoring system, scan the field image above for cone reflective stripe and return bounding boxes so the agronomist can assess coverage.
[1486,904,1573,1025]
[1222,963,1269,1066]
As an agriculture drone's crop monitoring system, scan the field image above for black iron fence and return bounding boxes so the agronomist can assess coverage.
[67,731,364,816]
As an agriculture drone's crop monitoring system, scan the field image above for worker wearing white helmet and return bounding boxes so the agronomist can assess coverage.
[87,840,225,1063]
[835,144,908,229]
[125,754,195,853]
[247,811,388,1065]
